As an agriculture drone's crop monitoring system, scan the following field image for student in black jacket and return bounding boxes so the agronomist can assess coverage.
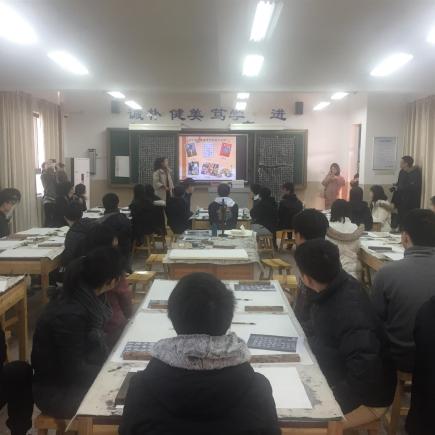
[250,187,278,235]
[295,239,396,428]
[250,183,261,208]
[0,325,33,435]
[32,247,123,419]
[99,193,132,261]
[119,272,280,435]
[278,182,303,230]
[0,188,21,238]
[53,181,74,227]
[166,186,192,235]
[181,178,195,213]
[208,183,239,230]
[349,186,373,230]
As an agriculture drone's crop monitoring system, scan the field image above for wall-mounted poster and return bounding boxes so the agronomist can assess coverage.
[373,136,397,171]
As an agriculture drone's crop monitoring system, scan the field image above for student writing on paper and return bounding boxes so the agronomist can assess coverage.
[120,272,280,435]
[208,183,239,231]
[0,188,21,238]
[295,239,396,429]
[32,247,123,419]
[370,185,393,232]
[371,209,435,373]
[166,186,192,235]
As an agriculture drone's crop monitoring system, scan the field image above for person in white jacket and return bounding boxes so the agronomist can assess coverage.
[370,185,393,232]
[326,199,364,278]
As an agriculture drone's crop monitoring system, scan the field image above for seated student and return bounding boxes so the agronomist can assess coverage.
[250,183,262,208]
[99,193,132,261]
[32,247,123,419]
[119,272,280,435]
[295,239,396,429]
[349,186,373,230]
[144,184,167,235]
[0,324,33,435]
[0,188,21,238]
[431,195,435,212]
[371,209,435,373]
[53,181,73,227]
[250,187,279,235]
[326,199,364,278]
[278,182,303,230]
[73,183,87,211]
[370,185,393,232]
[181,177,195,213]
[166,185,192,235]
[62,201,95,267]
[208,183,239,231]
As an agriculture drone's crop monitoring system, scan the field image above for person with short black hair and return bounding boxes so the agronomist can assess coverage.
[119,272,280,435]
[53,181,74,227]
[349,186,373,230]
[295,239,396,429]
[430,196,435,213]
[370,185,393,231]
[208,183,239,230]
[292,208,329,245]
[152,157,174,202]
[73,183,87,211]
[41,162,57,227]
[250,187,279,235]
[372,209,435,372]
[181,178,195,213]
[166,185,192,235]
[278,182,303,230]
[250,183,262,207]
[0,188,21,237]
[32,247,124,418]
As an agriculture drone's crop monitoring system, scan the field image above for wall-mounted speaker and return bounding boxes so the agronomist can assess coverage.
[88,149,97,175]
[111,100,121,114]
[295,101,304,115]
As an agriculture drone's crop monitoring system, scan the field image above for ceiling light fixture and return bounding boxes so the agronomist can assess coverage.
[250,1,275,42]
[125,100,142,110]
[0,2,38,45]
[242,54,264,77]
[107,91,125,99]
[313,101,330,111]
[235,101,247,111]
[47,50,89,75]
[427,26,435,44]
[237,92,250,100]
[370,52,413,77]
[331,92,349,100]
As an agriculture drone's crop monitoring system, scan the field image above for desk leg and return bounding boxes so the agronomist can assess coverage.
[16,290,28,361]
[76,417,93,435]
[327,421,343,435]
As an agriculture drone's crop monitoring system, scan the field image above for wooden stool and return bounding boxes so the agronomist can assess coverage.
[35,414,78,435]
[261,258,291,280]
[273,274,298,306]
[126,271,156,302]
[145,253,168,275]
[256,234,275,258]
[384,371,413,435]
[276,229,295,251]
[351,417,381,435]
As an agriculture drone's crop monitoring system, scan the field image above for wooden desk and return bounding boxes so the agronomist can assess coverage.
[358,248,385,273]
[0,276,28,360]
[168,262,255,279]
[73,280,343,434]
[192,219,251,230]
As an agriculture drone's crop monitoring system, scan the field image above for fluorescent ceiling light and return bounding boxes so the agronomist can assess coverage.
[250,1,275,42]
[125,100,142,110]
[370,52,413,77]
[331,92,349,100]
[427,26,435,44]
[313,101,330,111]
[107,91,125,99]
[237,92,250,100]
[0,2,38,45]
[235,101,247,111]
[242,54,264,77]
[47,50,89,75]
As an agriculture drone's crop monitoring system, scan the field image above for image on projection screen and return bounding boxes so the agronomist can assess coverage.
[179,135,237,181]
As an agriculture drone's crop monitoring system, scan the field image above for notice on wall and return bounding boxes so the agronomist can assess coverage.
[373,136,397,171]
[115,156,130,177]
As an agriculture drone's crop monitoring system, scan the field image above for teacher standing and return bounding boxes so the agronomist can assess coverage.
[152,157,174,202]
[322,163,345,209]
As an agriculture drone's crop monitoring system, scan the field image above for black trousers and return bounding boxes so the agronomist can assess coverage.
[43,202,57,227]
[0,361,33,435]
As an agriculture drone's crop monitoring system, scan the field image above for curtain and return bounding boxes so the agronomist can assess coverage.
[404,95,435,208]
[0,92,38,231]
[38,99,63,163]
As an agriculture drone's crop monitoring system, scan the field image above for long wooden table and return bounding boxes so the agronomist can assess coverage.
[73,279,343,434]
[0,276,28,360]
[191,207,251,230]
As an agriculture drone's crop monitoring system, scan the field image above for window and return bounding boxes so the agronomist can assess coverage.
[33,112,45,195]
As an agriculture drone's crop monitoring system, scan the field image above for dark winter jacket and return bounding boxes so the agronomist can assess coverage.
[250,197,279,233]
[406,296,435,435]
[349,200,373,231]
[278,194,303,230]
[166,197,191,235]
[62,218,95,267]
[307,271,396,414]
[0,211,10,238]
[0,326,6,371]
[53,195,71,228]
[119,333,280,435]
[392,167,422,214]
[99,211,132,260]
[208,197,239,230]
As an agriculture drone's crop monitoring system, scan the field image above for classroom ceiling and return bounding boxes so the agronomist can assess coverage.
[1,0,435,94]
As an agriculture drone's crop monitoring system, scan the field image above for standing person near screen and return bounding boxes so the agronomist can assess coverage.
[41,161,57,227]
[153,157,174,202]
[322,163,345,210]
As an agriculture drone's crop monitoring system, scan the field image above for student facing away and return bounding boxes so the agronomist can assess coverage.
[278,182,303,230]
[370,185,393,232]
[295,239,396,429]
[166,185,192,235]
[349,186,373,230]
[208,183,239,231]
[32,247,123,419]
[119,272,280,435]
[250,187,279,235]
[0,188,21,238]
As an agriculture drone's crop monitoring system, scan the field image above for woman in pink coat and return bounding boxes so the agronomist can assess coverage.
[322,163,345,210]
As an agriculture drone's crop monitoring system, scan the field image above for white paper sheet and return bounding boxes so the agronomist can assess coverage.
[254,366,312,409]
[0,247,63,260]
[16,227,57,236]
[115,156,130,177]
[0,281,7,293]
[383,252,404,261]
[0,240,24,250]
[168,249,248,260]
